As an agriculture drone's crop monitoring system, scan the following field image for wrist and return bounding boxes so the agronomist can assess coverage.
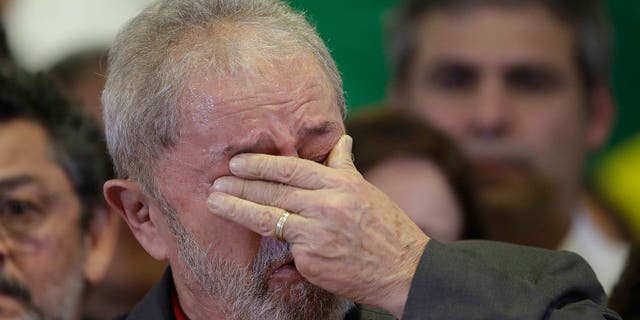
[376,235,429,319]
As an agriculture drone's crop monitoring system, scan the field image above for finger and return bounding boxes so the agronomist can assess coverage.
[229,154,335,189]
[210,176,312,213]
[207,192,307,242]
[325,135,356,171]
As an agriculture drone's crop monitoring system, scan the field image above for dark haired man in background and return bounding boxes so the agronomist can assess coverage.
[0,67,118,319]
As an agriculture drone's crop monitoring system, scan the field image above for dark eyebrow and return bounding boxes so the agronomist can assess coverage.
[0,175,39,193]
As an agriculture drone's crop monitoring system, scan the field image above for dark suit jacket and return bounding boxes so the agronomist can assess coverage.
[117,240,620,320]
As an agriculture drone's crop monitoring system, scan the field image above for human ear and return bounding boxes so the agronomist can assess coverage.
[103,179,169,260]
[585,84,615,150]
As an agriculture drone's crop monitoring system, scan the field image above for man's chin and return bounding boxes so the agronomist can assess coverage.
[265,266,333,304]
[472,161,552,212]
[476,183,539,213]
[267,271,316,302]
[264,277,350,320]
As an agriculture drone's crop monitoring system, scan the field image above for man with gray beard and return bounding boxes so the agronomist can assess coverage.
[103,0,620,319]
[0,66,118,320]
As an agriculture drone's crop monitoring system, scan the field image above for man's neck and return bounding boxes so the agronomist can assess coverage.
[173,275,229,320]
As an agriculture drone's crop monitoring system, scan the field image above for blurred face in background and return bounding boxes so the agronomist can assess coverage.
[0,120,89,320]
[364,156,463,243]
[394,3,611,225]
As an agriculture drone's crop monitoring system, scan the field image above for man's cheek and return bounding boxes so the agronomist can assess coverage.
[203,222,262,265]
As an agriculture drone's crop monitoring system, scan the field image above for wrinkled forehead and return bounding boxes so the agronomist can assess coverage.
[177,52,340,123]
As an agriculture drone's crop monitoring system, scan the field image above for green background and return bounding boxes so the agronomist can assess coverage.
[289,0,640,151]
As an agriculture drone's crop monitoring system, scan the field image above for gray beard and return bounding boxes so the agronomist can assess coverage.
[160,199,353,320]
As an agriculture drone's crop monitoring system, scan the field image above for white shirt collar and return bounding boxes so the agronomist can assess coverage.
[558,205,630,295]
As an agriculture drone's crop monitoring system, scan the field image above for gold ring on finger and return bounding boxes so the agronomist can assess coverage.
[275,211,290,242]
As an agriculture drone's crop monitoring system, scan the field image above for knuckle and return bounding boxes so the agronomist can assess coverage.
[318,196,350,217]
[277,186,296,207]
[239,180,250,198]
[303,262,322,278]
[271,183,287,205]
[249,157,269,177]
[258,188,274,205]
[287,223,303,240]
[340,177,360,192]
[256,210,274,236]
[276,160,298,183]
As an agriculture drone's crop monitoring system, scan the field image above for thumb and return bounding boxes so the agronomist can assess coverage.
[326,135,356,170]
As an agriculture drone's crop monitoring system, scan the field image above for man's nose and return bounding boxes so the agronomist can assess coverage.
[468,79,510,139]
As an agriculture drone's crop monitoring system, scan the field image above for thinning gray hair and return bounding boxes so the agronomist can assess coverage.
[387,0,613,92]
[103,0,344,194]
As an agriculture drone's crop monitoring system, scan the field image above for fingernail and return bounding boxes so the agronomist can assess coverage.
[212,177,231,192]
[229,156,246,172]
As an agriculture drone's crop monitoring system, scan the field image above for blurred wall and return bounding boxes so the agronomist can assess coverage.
[608,0,640,150]
[4,0,154,71]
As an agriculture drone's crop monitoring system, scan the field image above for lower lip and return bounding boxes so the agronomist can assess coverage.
[270,264,303,282]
